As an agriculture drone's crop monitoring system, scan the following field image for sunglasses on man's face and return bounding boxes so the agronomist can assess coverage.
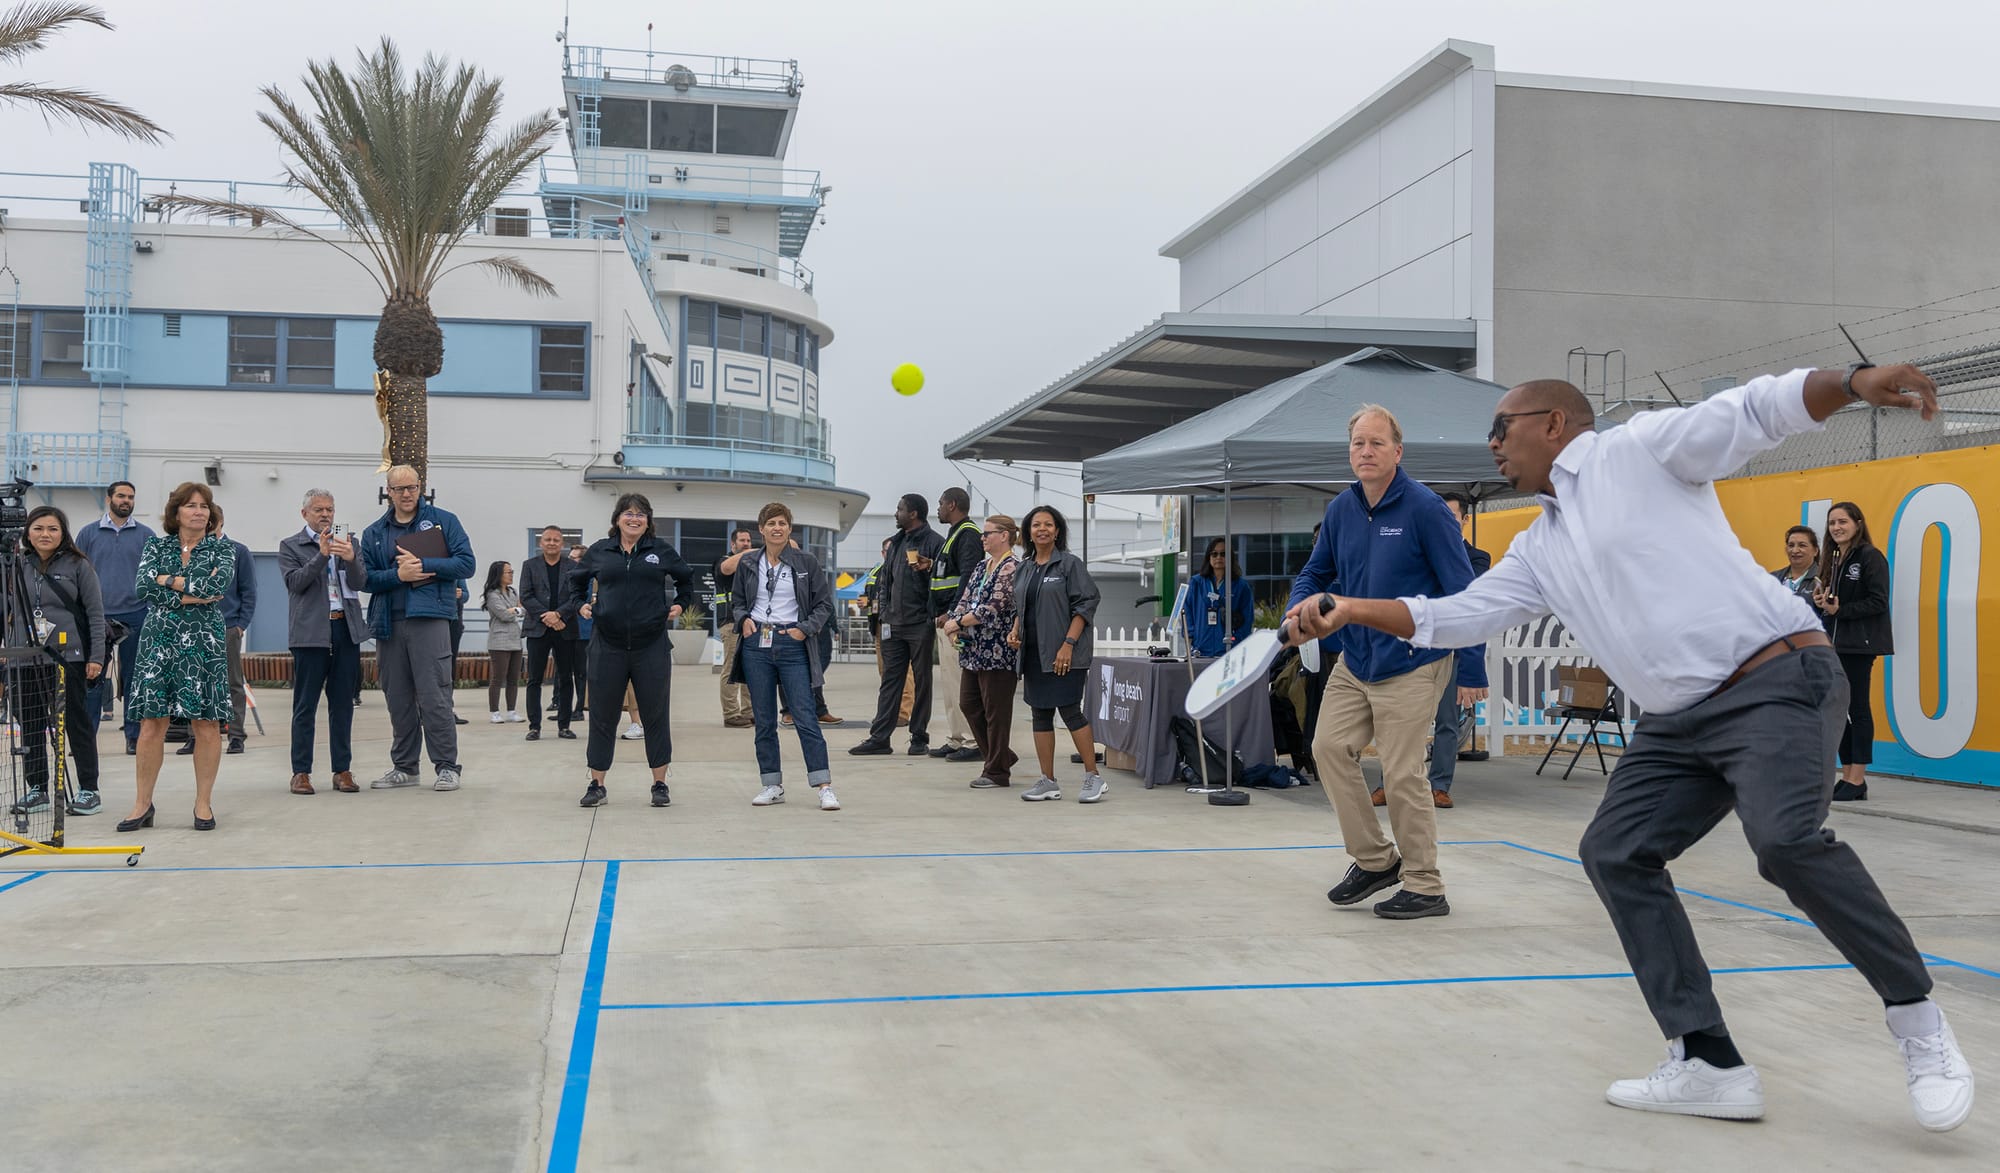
[1488,409,1556,443]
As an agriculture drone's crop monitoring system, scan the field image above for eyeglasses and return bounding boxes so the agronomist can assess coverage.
[619,510,649,519]
[1488,409,1556,443]
[387,483,421,494]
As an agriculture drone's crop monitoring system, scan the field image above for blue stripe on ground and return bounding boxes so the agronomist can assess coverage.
[547,860,620,1173]
[597,963,1855,1012]
[0,871,48,895]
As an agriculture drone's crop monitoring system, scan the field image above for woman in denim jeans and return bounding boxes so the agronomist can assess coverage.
[943,514,1022,787]
[731,502,840,811]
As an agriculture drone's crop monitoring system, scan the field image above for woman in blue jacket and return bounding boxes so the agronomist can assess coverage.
[1180,537,1255,657]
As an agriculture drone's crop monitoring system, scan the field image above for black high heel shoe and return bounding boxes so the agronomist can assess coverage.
[193,809,217,831]
[116,805,155,833]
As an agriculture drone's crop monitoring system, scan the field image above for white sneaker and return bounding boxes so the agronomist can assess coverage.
[489,712,505,724]
[621,723,645,740]
[506,710,525,723]
[369,768,418,790]
[752,785,784,806]
[434,768,461,792]
[818,785,840,811]
[1605,1040,1763,1120]
[1890,1001,1975,1132]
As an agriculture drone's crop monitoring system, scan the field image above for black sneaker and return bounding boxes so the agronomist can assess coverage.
[8,786,49,814]
[1327,860,1403,906]
[947,746,984,762]
[1832,780,1868,802]
[927,745,953,758]
[906,741,931,757]
[651,781,671,807]
[847,740,892,756]
[579,782,608,808]
[175,740,195,756]
[557,728,578,740]
[226,738,246,755]
[1373,890,1450,920]
[125,738,137,756]
[525,729,541,741]
[68,789,103,816]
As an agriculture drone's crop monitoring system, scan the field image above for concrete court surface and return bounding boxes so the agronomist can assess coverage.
[0,663,1994,1173]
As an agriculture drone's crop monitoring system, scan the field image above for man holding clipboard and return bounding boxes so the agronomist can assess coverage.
[359,464,477,792]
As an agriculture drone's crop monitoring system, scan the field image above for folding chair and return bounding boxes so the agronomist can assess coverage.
[1536,686,1627,779]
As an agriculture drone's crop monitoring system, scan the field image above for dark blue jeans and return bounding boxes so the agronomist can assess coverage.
[291,622,361,775]
[86,606,148,742]
[742,632,830,787]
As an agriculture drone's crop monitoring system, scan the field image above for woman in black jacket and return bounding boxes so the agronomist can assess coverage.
[562,494,696,809]
[1814,501,1892,802]
[9,506,108,816]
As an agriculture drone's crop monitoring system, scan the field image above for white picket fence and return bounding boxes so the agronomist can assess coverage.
[1094,625,1169,656]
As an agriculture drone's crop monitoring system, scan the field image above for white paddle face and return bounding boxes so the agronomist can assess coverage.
[1186,629,1282,721]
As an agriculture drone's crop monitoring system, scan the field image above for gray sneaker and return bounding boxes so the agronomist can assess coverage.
[434,768,461,792]
[1021,777,1062,802]
[369,768,418,789]
[9,786,49,814]
[1078,773,1108,804]
[68,789,103,816]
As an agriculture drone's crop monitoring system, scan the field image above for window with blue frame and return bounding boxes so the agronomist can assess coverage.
[537,326,587,392]
[0,318,27,380]
[687,299,714,347]
[285,318,335,385]
[39,312,86,380]
[226,317,345,387]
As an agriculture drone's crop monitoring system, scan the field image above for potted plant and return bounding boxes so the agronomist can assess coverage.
[667,606,711,666]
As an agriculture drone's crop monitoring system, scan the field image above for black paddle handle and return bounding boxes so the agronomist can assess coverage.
[1277,593,1336,646]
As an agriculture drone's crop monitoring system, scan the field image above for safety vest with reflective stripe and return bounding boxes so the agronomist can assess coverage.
[930,520,982,592]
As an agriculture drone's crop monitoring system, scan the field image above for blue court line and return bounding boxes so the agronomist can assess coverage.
[597,963,1857,1012]
[547,860,619,1173]
[0,871,47,895]
[0,858,585,876]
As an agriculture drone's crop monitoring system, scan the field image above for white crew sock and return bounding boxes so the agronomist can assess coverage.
[1886,998,1943,1038]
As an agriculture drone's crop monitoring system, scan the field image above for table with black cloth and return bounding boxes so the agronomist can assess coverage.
[1083,655,1276,788]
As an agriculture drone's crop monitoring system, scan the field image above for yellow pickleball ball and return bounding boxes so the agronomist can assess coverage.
[890,363,925,396]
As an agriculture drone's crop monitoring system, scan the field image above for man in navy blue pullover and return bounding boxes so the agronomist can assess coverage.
[1288,404,1477,919]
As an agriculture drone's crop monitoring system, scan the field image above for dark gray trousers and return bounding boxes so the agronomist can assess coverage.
[1578,646,1931,1040]
[378,617,460,775]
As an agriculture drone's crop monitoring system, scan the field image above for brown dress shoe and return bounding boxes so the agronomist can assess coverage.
[331,771,360,793]
[1431,789,1454,809]
[289,773,315,795]
[1370,788,1386,807]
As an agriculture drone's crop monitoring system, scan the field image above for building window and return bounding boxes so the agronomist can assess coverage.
[687,299,713,347]
[770,318,796,365]
[537,325,588,393]
[740,311,766,357]
[651,100,714,152]
[804,331,818,373]
[715,305,743,352]
[285,318,336,386]
[597,98,649,150]
[227,316,280,384]
[38,311,86,380]
[682,401,714,440]
[715,105,786,157]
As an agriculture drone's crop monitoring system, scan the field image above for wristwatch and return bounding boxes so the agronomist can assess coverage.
[1842,361,1876,402]
[1062,636,1079,646]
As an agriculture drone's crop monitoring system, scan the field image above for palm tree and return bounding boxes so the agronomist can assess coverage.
[158,39,559,479]
[0,2,165,141]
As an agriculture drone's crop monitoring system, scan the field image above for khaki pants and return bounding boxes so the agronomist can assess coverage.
[937,634,973,747]
[719,627,750,721]
[1312,657,1453,895]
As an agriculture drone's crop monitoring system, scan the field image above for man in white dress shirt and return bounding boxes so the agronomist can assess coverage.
[1287,361,1973,1132]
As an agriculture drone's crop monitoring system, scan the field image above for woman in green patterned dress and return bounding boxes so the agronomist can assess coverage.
[118,482,235,832]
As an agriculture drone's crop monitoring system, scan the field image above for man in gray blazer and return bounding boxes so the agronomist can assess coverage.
[279,488,369,795]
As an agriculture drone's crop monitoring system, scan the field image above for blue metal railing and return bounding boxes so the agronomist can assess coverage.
[626,393,830,460]
[564,45,802,95]
[574,46,603,150]
[6,431,131,488]
[539,156,821,205]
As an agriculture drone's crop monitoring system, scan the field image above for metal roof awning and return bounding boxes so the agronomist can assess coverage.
[943,313,1477,463]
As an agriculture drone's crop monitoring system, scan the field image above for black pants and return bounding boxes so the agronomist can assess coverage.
[1577,646,1930,1040]
[23,661,98,793]
[1838,652,1877,766]
[291,621,360,775]
[586,630,672,772]
[869,627,934,744]
[525,634,576,731]
[572,637,591,711]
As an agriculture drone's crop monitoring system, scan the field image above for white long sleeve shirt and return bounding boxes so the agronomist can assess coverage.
[1403,369,1825,715]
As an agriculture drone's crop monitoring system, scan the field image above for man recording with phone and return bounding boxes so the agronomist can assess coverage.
[280,489,368,795]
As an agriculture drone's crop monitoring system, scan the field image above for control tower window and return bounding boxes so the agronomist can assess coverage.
[716,106,785,157]
[652,101,714,152]
[598,98,648,150]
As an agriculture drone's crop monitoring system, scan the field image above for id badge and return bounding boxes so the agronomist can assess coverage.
[1206,609,1218,627]
[880,623,890,640]
[760,627,774,649]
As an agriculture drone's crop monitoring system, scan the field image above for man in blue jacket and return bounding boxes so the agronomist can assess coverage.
[360,464,477,792]
[1288,405,1476,920]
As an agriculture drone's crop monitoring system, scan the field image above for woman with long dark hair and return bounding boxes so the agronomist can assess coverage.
[122,482,234,831]
[1007,505,1105,803]
[1814,501,1892,801]
[7,506,107,816]
[563,494,696,809]
[482,560,524,723]
[1180,536,1255,657]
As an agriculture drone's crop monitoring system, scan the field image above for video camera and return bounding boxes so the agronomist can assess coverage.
[0,478,28,551]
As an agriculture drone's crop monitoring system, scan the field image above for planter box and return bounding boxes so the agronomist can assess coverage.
[246,650,506,690]
[667,628,707,666]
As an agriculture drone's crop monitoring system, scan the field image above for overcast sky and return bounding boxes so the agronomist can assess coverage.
[8,0,1997,523]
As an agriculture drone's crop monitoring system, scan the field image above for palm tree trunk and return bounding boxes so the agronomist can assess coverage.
[383,371,430,481]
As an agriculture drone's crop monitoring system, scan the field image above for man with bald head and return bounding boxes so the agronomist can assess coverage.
[1287,403,1479,921]
[1287,362,1972,1131]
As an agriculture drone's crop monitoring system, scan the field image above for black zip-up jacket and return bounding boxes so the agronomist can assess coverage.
[882,523,946,629]
[560,534,696,650]
[1821,543,1893,656]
